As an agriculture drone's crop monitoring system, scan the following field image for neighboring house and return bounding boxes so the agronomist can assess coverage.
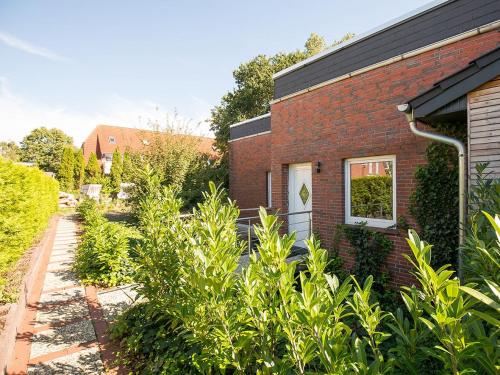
[228,0,500,286]
[81,124,216,174]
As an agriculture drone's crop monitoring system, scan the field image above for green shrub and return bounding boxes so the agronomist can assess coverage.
[76,198,102,224]
[463,163,500,287]
[109,303,200,374]
[74,200,139,287]
[0,158,59,302]
[112,176,499,374]
[351,175,393,218]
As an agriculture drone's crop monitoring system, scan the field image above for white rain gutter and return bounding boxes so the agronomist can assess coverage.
[398,103,465,279]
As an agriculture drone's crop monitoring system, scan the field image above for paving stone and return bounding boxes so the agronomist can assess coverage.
[27,347,104,374]
[35,299,90,327]
[97,285,138,322]
[50,250,75,256]
[39,287,86,304]
[42,270,79,292]
[48,254,75,264]
[30,320,96,359]
[52,242,77,248]
[46,260,73,272]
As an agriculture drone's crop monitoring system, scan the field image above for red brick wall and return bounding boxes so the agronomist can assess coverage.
[269,30,499,286]
[229,133,271,209]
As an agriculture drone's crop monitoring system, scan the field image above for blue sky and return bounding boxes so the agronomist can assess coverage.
[0,0,431,145]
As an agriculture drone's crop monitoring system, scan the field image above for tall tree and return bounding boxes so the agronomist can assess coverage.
[85,152,101,183]
[58,146,75,191]
[20,127,73,172]
[121,151,133,182]
[0,141,20,161]
[110,149,123,193]
[74,149,85,188]
[209,32,353,159]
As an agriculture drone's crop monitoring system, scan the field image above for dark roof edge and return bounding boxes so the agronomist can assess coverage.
[408,47,500,118]
[273,0,450,79]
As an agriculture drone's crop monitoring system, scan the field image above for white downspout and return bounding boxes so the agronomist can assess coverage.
[397,104,465,279]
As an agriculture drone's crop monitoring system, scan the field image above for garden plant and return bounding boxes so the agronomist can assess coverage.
[107,171,499,374]
[74,199,140,287]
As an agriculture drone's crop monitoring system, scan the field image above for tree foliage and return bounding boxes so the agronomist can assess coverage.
[121,151,133,182]
[209,32,354,163]
[0,141,20,161]
[85,152,101,183]
[58,146,75,191]
[19,127,73,172]
[110,149,123,194]
[74,149,85,188]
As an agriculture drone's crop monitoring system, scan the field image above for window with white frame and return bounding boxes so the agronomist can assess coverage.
[108,136,116,144]
[266,171,272,208]
[345,155,396,228]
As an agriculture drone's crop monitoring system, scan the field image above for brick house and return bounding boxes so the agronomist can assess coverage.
[81,124,216,174]
[228,0,500,285]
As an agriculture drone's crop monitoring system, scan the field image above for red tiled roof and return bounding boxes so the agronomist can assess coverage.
[81,124,217,160]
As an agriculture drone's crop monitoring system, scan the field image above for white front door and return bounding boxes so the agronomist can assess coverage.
[288,163,312,247]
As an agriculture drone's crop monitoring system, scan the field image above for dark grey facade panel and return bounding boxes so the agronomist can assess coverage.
[277,0,498,92]
[229,116,271,140]
[274,0,500,99]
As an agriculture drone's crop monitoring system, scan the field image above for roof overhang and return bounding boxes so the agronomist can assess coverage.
[405,47,500,123]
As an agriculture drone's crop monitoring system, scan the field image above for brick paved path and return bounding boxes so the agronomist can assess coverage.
[8,216,136,374]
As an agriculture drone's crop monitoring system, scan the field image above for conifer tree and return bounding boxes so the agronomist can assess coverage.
[85,152,101,183]
[74,149,85,188]
[58,146,75,191]
[121,151,133,182]
[110,149,123,193]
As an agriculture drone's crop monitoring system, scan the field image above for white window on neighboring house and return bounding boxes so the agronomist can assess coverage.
[142,139,149,145]
[103,153,113,175]
[345,155,396,228]
[108,136,116,144]
[266,171,272,208]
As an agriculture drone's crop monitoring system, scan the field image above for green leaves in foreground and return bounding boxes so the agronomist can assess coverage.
[112,175,499,374]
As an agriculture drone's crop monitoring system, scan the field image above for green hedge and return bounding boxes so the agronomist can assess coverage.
[0,158,59,301]
[350,175,393,219]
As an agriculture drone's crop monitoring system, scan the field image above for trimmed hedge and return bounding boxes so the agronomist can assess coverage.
[350,175,392,219]
[0,158,59,301]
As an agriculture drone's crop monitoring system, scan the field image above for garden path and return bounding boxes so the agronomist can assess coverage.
[8,216,136,374]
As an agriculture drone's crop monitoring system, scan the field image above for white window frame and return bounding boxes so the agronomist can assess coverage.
[108,136,116,144]
[266,171,272,208]
[345,155,396,228]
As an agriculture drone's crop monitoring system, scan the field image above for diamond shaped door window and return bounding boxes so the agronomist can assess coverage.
[299,183,310,205]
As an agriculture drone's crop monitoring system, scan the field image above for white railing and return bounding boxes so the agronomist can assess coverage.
[237,208,312,253]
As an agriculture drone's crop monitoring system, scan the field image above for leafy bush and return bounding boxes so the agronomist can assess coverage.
[109,303,200,374]
[343,224,396,309]
[74,200,139,287]
[410,142,460,269]
[0,158,59,302]
[463,163,500,287]
[113,176,499,374]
